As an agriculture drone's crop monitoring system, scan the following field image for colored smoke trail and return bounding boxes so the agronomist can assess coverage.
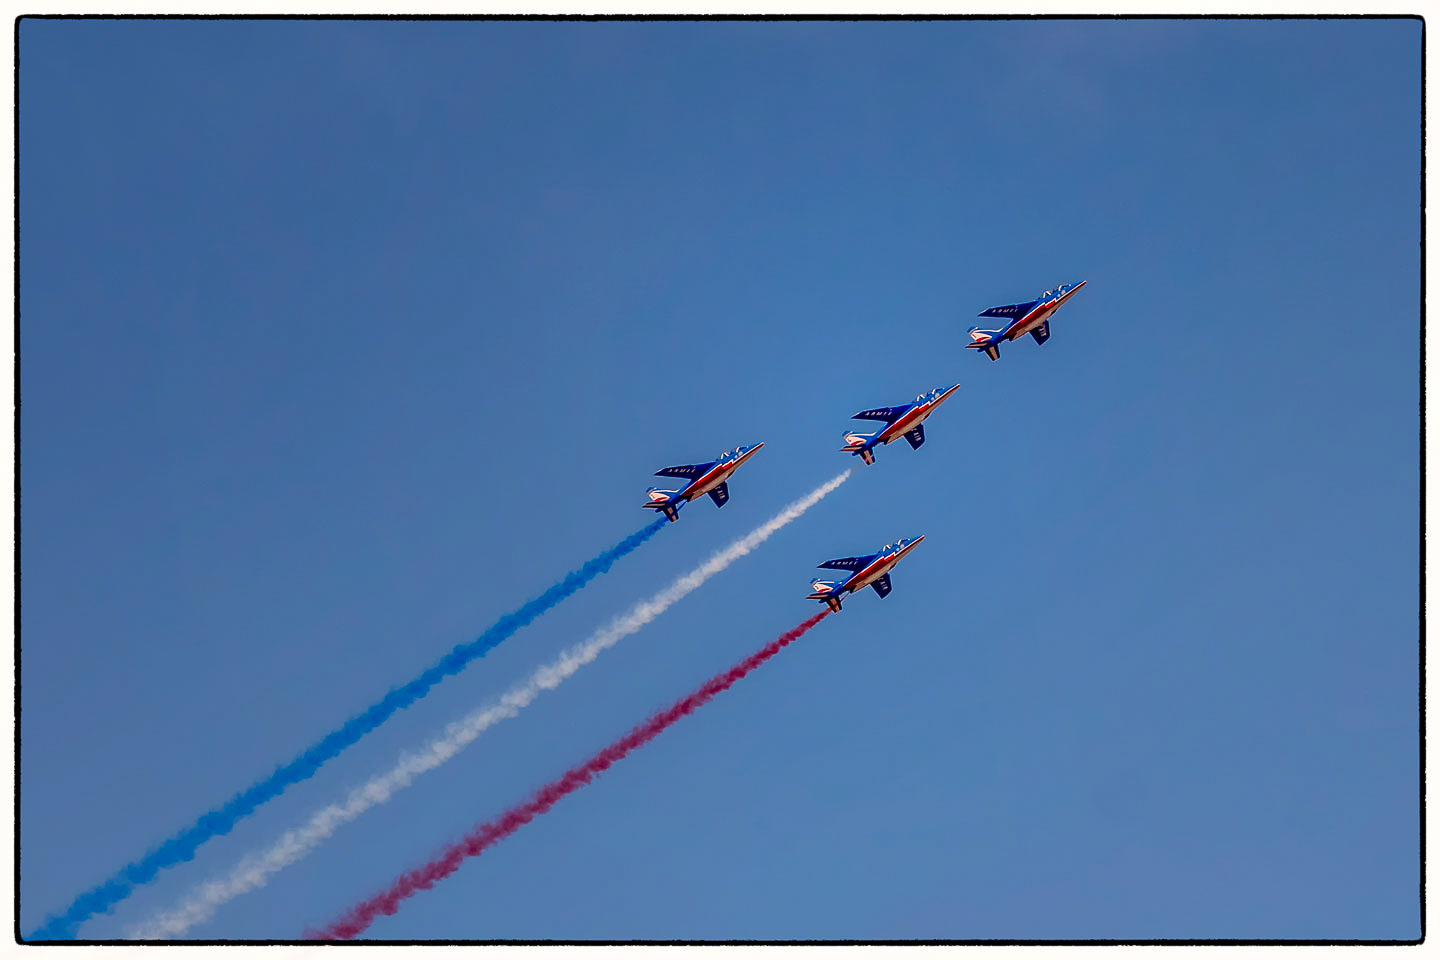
[33,518,668,941]
[309,609,831,940]
[129,470,851,939]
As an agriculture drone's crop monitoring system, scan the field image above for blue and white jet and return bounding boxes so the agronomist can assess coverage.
[806,536,925,612]
[643,443,765,522]
[967,280,1087,361]
[841,385,960,466]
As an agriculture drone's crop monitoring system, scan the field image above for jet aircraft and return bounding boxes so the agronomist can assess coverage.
[806,536,925,612]
[966,280,1087,361]
[841,385,960,465]
[643,443,764,522]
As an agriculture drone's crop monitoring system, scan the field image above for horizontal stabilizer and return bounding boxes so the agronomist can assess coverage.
[852,404,911,424]
[708,482,729,507]
[978,298,1040,321]
[904,424,925,450]
[1030,320,1051,345]
[654,462,712,479]
[870,573,892,598]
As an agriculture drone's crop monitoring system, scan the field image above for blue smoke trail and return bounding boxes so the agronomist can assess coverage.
[30,516,668,940]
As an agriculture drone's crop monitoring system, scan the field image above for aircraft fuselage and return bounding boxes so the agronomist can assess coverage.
[845,537,925,593]
[874,385,960,445]
[678,445,762,502]
[1005,282,1086,341]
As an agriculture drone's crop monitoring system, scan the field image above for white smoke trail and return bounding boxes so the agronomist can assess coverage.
[129,469,852,939]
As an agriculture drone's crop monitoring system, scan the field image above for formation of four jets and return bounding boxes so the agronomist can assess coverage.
[641,281,1088,612]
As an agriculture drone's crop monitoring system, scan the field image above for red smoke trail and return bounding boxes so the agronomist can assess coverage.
[308,609,831,940]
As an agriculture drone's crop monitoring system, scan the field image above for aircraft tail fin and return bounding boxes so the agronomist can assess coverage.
[840,431,878,465]
[806,580,845,612]
[644,488,682,522]
[966,327,1002,361]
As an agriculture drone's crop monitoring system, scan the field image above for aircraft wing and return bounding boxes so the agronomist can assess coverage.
[654,461,716,479]
[870,573,892,598]
[978,298,1040,321]
[903,424,925,450]
[1030,321,1051,345]
[852,404,912,423]
[817,554,878,572]
[707,482,729,507]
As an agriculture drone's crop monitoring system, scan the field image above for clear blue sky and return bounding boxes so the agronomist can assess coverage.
[20,18,1420,940]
